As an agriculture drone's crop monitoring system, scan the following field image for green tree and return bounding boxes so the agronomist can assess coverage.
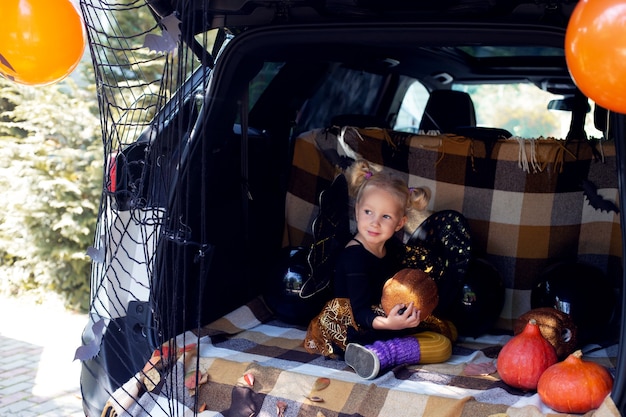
[0,0,217,309]
[0,73,101,311]
[461,84,563,138]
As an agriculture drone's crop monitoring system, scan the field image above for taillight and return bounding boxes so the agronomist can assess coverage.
[107,152,118,193]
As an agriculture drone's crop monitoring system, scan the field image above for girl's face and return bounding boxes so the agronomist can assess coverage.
[355,185,407,252]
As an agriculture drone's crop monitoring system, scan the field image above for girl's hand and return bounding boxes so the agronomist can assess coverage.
[373,302,421,330]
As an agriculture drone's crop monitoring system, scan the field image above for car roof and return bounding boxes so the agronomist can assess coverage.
[147,0,579,95]
[146,0,578,30]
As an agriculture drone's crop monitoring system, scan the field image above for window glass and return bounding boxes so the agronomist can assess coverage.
[457,45,564,58]
[397,81,603,139]
[296,66,384,133]
[453,83,602,139]
[394,81,429,133]
[249,62,284,110]
[234,62,283,127]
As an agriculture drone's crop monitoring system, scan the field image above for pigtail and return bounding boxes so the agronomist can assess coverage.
[404,186,432,234]
[407,186,431,212]
[345,159,382,198]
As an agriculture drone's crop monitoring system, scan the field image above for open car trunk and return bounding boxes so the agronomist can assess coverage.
[78,1,626,416]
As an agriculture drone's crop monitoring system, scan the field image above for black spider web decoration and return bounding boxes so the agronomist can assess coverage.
[77,1,216,415]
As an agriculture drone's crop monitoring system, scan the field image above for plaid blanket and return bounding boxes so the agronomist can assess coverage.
[284,127,621,331]
[105,299,620,417]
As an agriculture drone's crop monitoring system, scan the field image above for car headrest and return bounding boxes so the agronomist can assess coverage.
[331,114,390,129]
[453,126,512,141]
[419,90,476,133]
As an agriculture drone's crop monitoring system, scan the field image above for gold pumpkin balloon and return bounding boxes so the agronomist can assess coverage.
[514,307,578,360]
[381,268,438,318]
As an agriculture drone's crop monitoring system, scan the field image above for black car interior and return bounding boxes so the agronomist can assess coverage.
[78,1,626,415]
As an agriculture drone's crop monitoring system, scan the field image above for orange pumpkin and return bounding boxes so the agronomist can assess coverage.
[496,319,558,391]
[537,349,613,413]
[381,268,438,318]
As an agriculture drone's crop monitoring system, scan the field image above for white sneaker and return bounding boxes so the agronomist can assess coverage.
[345,343,380,379]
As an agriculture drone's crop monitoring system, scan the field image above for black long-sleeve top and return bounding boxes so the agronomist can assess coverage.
[333,239,401,330]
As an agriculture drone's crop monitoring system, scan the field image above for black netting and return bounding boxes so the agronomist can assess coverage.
[78,2,221,415]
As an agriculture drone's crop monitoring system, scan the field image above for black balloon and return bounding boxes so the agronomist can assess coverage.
[447,258,505,338]
[531,262,617,344]
[263,247,330,326]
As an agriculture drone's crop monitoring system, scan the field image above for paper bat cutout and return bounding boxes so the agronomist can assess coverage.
[582,179,620,214]
[143,13,181,53]
[144,32,177,54]
[86,246,104,263]
[160,14,181,39]
[74,318,106,361]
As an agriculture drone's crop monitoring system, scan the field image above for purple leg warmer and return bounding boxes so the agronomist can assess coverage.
[366,337,421,369]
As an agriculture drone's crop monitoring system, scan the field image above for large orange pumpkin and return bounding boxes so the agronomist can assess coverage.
[496,319,558,391]
[381,268,438,318]
[537,349,613,413]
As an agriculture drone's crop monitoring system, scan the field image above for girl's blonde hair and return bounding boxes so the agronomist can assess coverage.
[405,186,431,233]
[408,185,431,212]
[345,159,431,219]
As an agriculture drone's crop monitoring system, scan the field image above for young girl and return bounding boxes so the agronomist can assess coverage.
[304,160,451,379]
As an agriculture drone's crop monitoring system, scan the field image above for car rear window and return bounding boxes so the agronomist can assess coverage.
[297,66,384,132]
[454,83,602,139]
[395,81,602,139]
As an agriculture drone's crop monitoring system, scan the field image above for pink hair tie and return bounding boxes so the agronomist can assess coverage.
[365,171,373,179]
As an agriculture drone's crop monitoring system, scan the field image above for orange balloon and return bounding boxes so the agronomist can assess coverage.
[566,0,626,114]
[0,0,86,86]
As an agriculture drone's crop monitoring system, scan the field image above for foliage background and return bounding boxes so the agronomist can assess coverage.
[0,3,175,312]
[0,67,102,311]
[0,0,172,311]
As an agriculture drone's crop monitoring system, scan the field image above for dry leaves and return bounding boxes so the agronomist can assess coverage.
[313,377,330,391]
[276,400,287,417]
[463,361,497,376]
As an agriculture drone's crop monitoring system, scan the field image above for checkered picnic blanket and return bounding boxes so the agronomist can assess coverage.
[284,127,622,331]
[105,298,619,417]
